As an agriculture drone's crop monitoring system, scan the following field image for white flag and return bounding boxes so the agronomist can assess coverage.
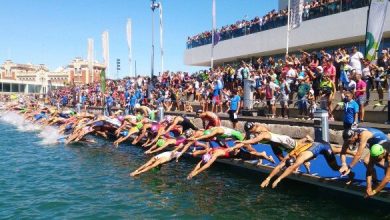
[87,38,94,81]
[289,0,304,30]
[126,19,132,74]
[159,4,164,74]
[102,31,110,76]
[366,0,388,61]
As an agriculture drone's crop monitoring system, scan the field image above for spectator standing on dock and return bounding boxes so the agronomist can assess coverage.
[342,91,359,129]
[355,72,366,122]
[349,46,364,73]
[227,89,240,129]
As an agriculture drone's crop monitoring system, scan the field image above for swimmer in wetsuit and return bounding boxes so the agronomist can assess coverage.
[164,115,198,135]
[189,126,245,142]
[187,144,274,179]
[145,134,189,155]
[261,141,354,189]
[340,127,390,177]
[130,147,182,177]
[365,143,390,198]
[237,122,313,169]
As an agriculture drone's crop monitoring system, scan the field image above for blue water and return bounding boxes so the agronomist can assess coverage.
[0,122,388,219]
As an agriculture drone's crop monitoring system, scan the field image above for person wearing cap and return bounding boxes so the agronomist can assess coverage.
[365,143,390,198]
[262,140,355,189]
[187,144,250,180]
[339,127,390,177]
[163,115,198,136]
[239,122,313,163]
[196,109,221,129]
[130,148,183,177]
[134,104,156,121]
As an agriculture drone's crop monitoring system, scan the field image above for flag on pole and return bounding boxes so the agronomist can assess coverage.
[365,0,389,61]
[126,19,132,75]
[159,4,164,74]
[87,38,94,82]
[100,69,106,94]
[289,0,304,30]
[211,0,218,46]
[102,31,110,77]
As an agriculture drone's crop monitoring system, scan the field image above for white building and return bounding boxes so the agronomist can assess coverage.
[184,2,388,67]
[0,58,105,94]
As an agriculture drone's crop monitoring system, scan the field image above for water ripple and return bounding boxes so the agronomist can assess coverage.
[0,121,386,219]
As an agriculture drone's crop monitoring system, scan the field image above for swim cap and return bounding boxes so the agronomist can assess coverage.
[117,116,125,122]
[196,109,203,115]
[136,114,143,122]
[202,153,212,163]
[157,139,165,148]
[151,123,158,133]
[136,122,143,130]
[185,129,194,138]
[165,116,173,123]
[244,122,254,132]
[203,130,211,135]
[342,129,355,141]
[370,144,385,157]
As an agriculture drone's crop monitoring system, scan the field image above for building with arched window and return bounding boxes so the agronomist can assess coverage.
[0,58,105,94]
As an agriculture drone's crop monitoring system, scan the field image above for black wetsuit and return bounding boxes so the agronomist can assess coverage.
[178,117,198,131]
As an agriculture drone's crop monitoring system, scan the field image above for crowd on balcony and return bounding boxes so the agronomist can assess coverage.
[187,0,370,49]
[47,44,390,125]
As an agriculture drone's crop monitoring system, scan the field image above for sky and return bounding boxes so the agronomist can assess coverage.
[0,0,277,78]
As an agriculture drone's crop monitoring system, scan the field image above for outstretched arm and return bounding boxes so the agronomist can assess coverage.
[191,129,219,141]
[367,166,390,197]
[240,133,266,145]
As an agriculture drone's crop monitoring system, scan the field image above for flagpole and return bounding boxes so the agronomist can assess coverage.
[286,0,291,56]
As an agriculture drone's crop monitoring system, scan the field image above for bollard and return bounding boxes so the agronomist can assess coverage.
[243,79,255,110]
[158,106,164,122]
[313,109,329,142]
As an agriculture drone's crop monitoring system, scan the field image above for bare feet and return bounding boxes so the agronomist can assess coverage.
[268,156,275,164]
[303,162,311,174]
[346,171,355,185]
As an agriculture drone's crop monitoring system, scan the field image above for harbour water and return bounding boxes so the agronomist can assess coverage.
[0,117,388,219]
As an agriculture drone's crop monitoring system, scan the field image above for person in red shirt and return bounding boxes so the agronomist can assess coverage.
[355,72,367,122]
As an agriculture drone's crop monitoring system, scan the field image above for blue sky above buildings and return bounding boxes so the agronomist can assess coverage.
[0,0,277,77]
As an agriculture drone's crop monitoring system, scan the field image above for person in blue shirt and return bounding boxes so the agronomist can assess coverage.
[343,91,359,129]
[105,93,114,116]
[129,91,138,114]
[227,89,241,129]
[61,95,68,108]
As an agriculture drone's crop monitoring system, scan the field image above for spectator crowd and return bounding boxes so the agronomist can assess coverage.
[50,45,390,125]
[187,0,370,49]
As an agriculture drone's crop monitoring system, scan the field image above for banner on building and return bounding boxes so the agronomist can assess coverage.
[365,0,389,61]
